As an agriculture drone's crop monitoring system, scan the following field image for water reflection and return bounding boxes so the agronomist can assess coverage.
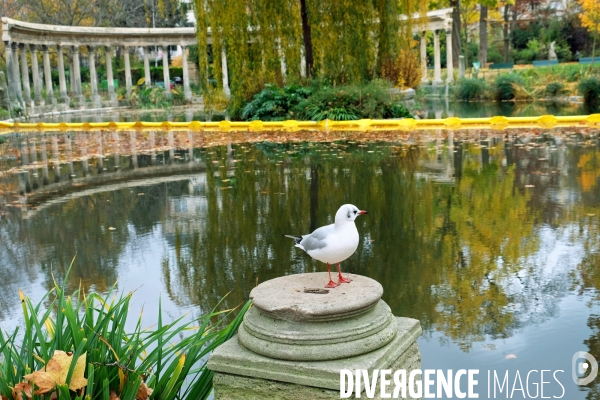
[2,128,600,397]
[419,99,596,119]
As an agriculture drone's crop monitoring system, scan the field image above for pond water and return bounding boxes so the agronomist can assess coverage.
[417,99,596,119]
[1,127,600,398]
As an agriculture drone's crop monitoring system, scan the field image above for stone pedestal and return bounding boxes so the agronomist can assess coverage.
[208,273,423,399]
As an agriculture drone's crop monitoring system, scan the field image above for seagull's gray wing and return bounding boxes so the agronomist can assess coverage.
[298,224,334,252]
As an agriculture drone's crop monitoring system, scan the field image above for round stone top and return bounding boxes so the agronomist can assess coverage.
[249,272,383,322]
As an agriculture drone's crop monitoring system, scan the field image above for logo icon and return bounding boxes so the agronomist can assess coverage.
[573,351,598,385]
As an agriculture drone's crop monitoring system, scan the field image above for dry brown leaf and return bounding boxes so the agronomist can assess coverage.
[110,390,120,400]
[11,382,32,400]
[136,382,154,400]
[23,351,88,394]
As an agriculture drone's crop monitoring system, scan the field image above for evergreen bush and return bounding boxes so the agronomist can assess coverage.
[579,77,600,107]
[545,82,567,97]
[241,84,312,121]
[296,81,413,121]
[493,74,524,101]
[456,78,487,101]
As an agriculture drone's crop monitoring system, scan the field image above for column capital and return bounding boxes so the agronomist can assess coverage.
[18,42,27,50]
[3,40,10,48]
[421,31,426,38]
[30,44,39,52]
[446,29,452,35]
[434,29,440,36]
[10,42,18,50]
[41,44,49,52]
[72,45,80,53]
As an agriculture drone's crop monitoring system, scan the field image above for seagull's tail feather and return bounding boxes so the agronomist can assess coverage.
[283,234,303,245]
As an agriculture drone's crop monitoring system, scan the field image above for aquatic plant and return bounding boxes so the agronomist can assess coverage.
[0,264,250,400]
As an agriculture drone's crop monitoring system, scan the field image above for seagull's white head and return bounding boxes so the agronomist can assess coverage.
[335,204,368,224]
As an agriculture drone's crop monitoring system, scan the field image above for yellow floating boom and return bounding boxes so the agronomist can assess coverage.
[0,114,598,134]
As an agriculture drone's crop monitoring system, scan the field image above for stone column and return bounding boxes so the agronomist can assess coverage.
[105,46,117,106]
[30,45,43,106]
[161,45,171,99]
[143,46,151,87]
[458,55,466,79]
[420,32,428,84]
[181,45,192,102]
[433,30,443,86]
[446,29,454,83]
[42,46,56,107]
[4,41,16,102]
[123,46,132,97]
[11,43,23,104]
[57,45,70,105]
[208,273,422,399]
[69,58,75,95]
[72,46,85,106]
[88,46,102,108]
[221,49,230,97]
[19,43,32,106]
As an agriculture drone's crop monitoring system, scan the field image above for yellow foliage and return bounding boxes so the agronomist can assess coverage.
[203,87,230,114]
[382,48,422,89]
[579,0,600,35]
[171,54,182,67]
[23,351,87,394]
[196,0,429,103]
[577,152,600,192]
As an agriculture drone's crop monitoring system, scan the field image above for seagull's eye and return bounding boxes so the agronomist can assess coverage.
[354,210,357,214]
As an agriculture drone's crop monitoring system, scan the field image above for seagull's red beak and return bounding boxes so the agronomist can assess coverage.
[358,210,368,215]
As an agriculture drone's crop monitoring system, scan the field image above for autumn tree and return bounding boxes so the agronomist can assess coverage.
[15,0,185,28]
[0,0,25,68]
[194,0,428,114]
[579,0,600,64]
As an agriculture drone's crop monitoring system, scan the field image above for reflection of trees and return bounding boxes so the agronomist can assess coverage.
[434,158,539,349]
[561,145,600,400]
[160,139,546,350]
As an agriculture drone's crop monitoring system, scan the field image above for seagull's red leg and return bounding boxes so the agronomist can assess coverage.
[337,263,352,283]
[325,263,339,288]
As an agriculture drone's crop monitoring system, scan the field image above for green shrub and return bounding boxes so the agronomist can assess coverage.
[493,74,524,101]
[0,265,250,400]
[579,77,600,106]
[241,84,312,121]
[456,78,486,101]
[296,81,413,121]
[545,82,567,97]
[487,47,504,64]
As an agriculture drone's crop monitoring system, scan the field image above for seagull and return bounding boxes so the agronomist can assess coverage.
[285,204,368,288]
